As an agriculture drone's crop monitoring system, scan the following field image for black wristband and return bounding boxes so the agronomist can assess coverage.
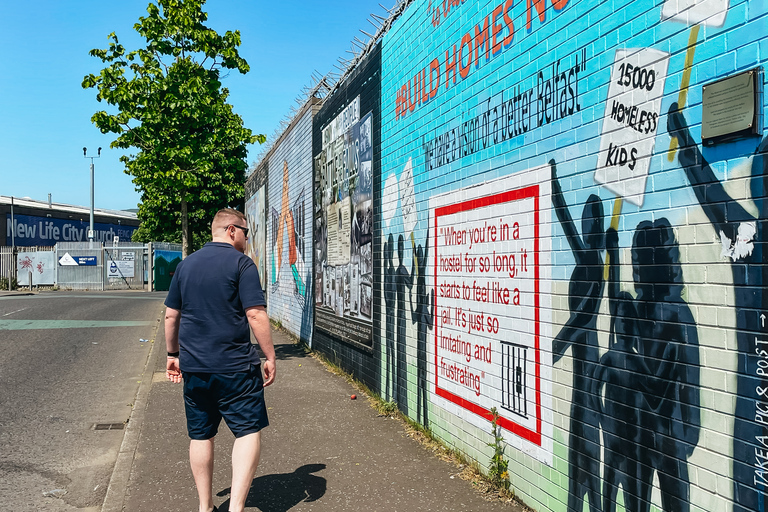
[167,351,180,357]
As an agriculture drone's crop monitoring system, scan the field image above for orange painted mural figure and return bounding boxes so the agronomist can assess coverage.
[272,161,305,296]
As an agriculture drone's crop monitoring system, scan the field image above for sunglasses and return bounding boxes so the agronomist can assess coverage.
[228,224,250,237]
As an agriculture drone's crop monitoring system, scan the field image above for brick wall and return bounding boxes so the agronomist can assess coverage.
[245,160,268,293]
[256,0,767,509]
[266,104,316,344]
[311,42,382,391]
[378,1,768,511]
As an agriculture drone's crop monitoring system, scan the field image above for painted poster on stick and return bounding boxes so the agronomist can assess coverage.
[595,48,669,206]
[430,166,553,464]
[661,0,729,27]
[314,98,373,347]
[382,173,399,230]
[400,158,417,238]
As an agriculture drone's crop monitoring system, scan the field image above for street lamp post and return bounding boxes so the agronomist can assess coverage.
[83,147,101,247]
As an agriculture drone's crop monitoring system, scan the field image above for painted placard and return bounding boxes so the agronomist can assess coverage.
[595,48,669,206]
[383,173,399,229]
[430,165,552,464]
[400,157,417,235]
[662,0,729,27]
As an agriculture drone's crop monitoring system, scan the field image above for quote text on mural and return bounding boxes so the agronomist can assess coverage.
[434,183,541,440]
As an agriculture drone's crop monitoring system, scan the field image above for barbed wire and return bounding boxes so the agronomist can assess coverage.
[249,0,413,174]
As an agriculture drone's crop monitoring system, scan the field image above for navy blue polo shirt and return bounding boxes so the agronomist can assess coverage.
[164,242,266,373]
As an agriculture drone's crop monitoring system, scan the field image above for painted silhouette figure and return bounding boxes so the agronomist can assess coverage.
[594,227,651,512]
[395,234,413,410]
[668,104,766,512]
[411,229,434,427]
[384,234,397,402]
[626,218,701,512]
[551,159,604,512]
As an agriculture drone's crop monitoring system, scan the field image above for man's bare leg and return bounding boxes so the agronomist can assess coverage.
[229,432,261,512]
[190,438,215,512]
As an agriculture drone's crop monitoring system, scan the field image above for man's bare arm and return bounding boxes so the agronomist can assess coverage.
[165,307,182,383]
[246,305,276,386]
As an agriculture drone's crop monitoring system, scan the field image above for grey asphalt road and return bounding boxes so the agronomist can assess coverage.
[0,291,167,512]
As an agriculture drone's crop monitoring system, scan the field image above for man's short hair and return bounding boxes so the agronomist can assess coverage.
[212,208,247,233]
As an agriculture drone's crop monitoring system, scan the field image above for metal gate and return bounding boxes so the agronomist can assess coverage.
[55,242,104,291]
[103,243,147,290]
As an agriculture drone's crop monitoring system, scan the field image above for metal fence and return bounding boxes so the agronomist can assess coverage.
[1,242,166,291]
[0,247,14,289]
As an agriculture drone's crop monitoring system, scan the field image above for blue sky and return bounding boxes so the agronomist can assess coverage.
[0,0,388,210]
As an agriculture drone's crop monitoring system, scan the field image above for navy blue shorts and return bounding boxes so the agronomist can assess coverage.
[182,365,269,440]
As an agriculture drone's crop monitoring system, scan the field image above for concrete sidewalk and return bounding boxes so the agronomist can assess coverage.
[0,290,35,297]
[112,324,524,512]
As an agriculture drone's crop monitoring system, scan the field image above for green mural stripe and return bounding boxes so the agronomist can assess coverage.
[0,320,155,331]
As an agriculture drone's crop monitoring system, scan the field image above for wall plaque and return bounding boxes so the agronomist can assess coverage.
[702,67,763,145]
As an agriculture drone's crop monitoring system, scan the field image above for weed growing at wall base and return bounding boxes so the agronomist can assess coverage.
[488,407,510,492]
[0,276,17,291]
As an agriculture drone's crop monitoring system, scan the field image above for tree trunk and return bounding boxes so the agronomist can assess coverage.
[181,198,191,259]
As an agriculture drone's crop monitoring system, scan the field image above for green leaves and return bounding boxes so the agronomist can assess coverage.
[83,0,258,253]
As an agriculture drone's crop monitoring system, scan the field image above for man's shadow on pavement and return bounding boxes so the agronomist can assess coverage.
[217,463,326,512]
[264,341,309,361]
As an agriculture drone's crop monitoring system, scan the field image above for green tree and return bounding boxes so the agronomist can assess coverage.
[82,0,264,257]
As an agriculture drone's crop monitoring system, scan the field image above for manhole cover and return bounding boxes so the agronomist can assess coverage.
[93,422,127,431]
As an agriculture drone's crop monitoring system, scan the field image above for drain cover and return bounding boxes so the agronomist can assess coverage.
[93,422,127,431]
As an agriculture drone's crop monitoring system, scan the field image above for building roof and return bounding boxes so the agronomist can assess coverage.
[0,195,138,220]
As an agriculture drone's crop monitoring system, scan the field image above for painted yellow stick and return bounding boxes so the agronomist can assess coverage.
[603,197,624,281]
[668,25,700,161]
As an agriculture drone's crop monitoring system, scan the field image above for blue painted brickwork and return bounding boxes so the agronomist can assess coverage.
[378,0,768,511]
[255,0,766,509]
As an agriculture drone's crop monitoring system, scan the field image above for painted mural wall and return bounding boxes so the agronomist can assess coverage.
[245,161,267,291]
[379,1,767,512]
[266,103,316,344]
[313,96,375,346]
[311,42,382,390]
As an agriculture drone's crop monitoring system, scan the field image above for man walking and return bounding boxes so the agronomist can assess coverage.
[165,208,276,512]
